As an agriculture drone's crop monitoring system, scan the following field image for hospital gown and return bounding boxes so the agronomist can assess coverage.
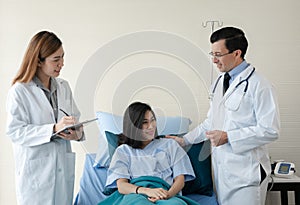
[106,138,195,189]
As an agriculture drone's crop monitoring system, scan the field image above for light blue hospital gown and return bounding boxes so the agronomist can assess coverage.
[106,138,195,189]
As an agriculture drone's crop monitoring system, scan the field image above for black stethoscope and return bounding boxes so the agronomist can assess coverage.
[209,67,255,100]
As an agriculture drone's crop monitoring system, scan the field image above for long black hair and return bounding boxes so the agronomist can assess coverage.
[118,102,159,149]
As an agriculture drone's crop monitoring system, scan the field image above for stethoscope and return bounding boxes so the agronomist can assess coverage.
[209,67,255,100]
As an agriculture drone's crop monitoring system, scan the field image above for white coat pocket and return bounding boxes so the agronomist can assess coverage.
[28,156,55,190]
[224,91,245,111]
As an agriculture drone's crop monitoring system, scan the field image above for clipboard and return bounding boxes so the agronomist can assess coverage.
[52,118,98,136]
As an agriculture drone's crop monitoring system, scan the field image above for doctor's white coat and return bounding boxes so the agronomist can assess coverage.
[184,65,280,205]
[6,78,81,205]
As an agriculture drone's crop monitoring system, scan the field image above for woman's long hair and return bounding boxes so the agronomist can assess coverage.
[119,102,158,148]
[12,31,62,85]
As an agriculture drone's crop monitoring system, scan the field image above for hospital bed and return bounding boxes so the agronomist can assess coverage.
[73,111,219,205]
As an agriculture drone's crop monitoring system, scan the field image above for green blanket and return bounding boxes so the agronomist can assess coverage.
[98,176,200,205]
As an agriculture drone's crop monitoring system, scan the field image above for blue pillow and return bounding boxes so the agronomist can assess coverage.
[102,131,119,195]
[105,131,119,160]
[182,141,213,196]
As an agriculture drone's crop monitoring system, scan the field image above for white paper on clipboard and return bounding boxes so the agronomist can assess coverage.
[52,118,98,136]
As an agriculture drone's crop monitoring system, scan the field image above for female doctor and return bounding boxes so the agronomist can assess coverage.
[6,31,84,205]
[168,27,280,205]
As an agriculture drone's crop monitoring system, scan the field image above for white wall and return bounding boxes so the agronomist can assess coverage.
[1,0,299,204]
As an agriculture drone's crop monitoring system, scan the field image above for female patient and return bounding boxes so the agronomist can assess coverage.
[99,102,197,205]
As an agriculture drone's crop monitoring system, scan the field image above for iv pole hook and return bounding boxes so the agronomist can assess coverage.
[202,21,223,33]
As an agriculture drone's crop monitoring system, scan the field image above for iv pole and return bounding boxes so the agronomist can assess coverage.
[202,20,223,85]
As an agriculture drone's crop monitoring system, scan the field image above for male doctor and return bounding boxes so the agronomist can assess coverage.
[168,27,280,205]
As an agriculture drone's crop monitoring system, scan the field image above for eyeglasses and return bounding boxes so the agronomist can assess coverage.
[209,51,233,58]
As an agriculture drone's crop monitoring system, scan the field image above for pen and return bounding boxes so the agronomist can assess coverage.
[59,109,70,116]
[59,109,76,132]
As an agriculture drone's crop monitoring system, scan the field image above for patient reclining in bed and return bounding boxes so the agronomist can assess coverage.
[98,102,198,205]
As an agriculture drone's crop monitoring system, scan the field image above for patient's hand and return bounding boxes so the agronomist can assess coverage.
[137,187,168,202]
[165,135,186,147]
[148,196,164,203]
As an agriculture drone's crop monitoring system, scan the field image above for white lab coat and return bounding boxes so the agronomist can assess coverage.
[6,78,81,205]
[184,65,280,205]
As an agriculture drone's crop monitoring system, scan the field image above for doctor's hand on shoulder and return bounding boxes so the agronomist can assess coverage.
[165,135,186,147]
[206,130,228,146]
[54,116,83,141]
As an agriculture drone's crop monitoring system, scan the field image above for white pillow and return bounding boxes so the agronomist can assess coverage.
[94,111,191,167]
